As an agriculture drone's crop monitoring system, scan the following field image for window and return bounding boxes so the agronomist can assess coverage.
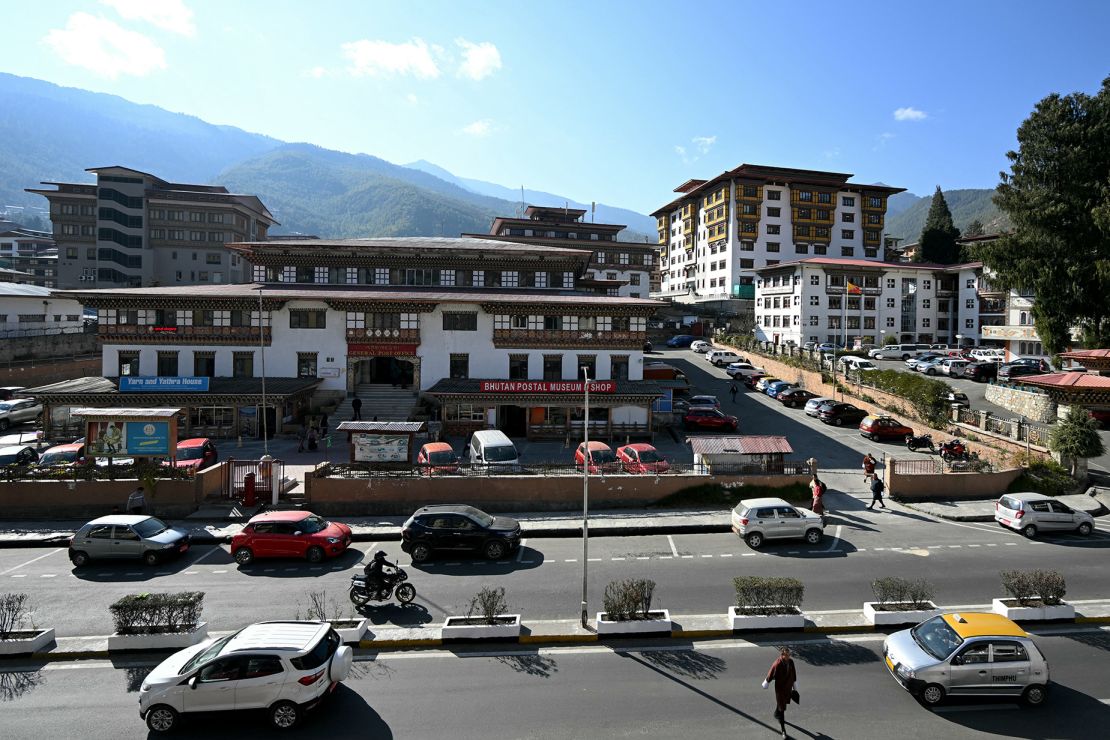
[289,309,326,329]
[297,353,318,378]
[742,185,759,198]
[233,352,253,378]
[798,191,813,202]
[922,318,931,328]
[967,278,976,289]
[543,354,562,380]
[577,355,597,379]
[449,354,469,379]
[611,355,629,380]
[841,247,854,257]
[543,315,564,331]
[965,319,975,328]
[923,280,932,290]
[842,229,855,239]
[767,207,780,217]
[922,299,931,309]
[118,351,140,377]
[817,192,831,204]
[190,212,205,223]
[886,317,896,327]
[740,241,754,251]
[766,189,781,200]
[966,299,975,309]
[65,247,78,259]
[501,270,519,287]
[443,312,478,331]
[208,232,224,243]
[193,352,216,377]
[887,298,896,308]
[991,642,1029,663]
[509,354,529,380]
[767,224,781,235]
[156,351,178,377]
[767,242,780,252]
[842,196,855,207]
[740,259,754,269]
[189,231,205,242]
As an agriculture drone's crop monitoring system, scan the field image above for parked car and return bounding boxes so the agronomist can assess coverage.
[819,403,869,427]
[36,442,87,468]
[683,407,739,431]
[665,335,697,348]
[815,343,841,353]
[929,344,950,352]
[725,361,765,378]
[859,415,913,442]
[173,438,218,471]
[882,612,1049,707]
[804,397,834,417]
[960,361,999,381]
[998,364,1045,382]
[995,492,1094,538]
[672,395,720,414]
[916,358,947,376]
[777,388,820,409]
[416,442,459,475]
[400,504,522,562]
[0,386,25,402]
[874,344,923,360]
[690,340,713,353]
[0,444,39,467]
[839,357,879,373]
[938,359,969,376]
[706,350,743,367]
[907,353,942,371]
[643,362,687,381]
[0,431,50,450]
[802,341,818,351]
[730,497,824,548]
[616,443,670,474]
[1089,409,1110,429]
[947,392,971,409]
[764,380,796,398]
[0,398,42,430]
[139,621,353,733]
[231,511,352,566]
[575,441,623,475]
[69,515,190,567]
[754,376,780,393]
[742,372,766,389]
[1008,357,1050,370]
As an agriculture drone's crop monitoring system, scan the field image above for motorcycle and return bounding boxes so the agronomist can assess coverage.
[905,433,935,452]
[939,438,968,462]
[349,567,416,606]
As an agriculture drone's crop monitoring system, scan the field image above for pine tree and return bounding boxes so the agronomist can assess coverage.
[916,186,961,263]
[962,219,985,237]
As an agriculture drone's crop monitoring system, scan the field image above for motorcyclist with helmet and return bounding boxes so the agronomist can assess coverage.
[364,550,396,598]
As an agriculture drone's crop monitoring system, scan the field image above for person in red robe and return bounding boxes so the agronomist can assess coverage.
[763,646,798,738]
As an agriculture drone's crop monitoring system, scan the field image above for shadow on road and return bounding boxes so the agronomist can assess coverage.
[360,601,434,627]
[1060,629,1110,653]
[637,648,727,679]
[783,639,880,667]
[410,546,545,576]
[929,682,1110,738]
[493,652,559,678]
[0,669,43,702]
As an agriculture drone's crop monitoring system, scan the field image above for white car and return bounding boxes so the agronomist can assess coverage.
[706,350,743,367]
[691,340,713,353]
[725,362,765,378]
[938,359,969,376]
[804,397,834,417]
[139,621,353,733]
[0,398,42,431]
[995,492,1095,538]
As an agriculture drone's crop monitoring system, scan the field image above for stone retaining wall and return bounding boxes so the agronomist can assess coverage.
[984,384,1057,424]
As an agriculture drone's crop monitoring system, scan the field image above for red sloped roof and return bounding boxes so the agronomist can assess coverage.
[1018,372,1110,389]
[1059,349,1110,361]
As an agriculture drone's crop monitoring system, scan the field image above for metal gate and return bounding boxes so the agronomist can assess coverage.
[225,458,285,500]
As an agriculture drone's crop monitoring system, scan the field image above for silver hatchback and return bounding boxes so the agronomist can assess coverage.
[730,497,824,548]
[69,515,191,566]
[995,492,1094,538]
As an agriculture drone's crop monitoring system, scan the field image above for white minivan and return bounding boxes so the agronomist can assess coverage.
[469,429,521,471]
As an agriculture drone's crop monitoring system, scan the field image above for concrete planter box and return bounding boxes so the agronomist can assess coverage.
[441,614,522,641]
[330,618,368,644]
[863,602,941,626]
[991,599,1075,622]
[0,628,55,656]
[596,610,672,636]
[107,622,208,652]
[729,607,805,631]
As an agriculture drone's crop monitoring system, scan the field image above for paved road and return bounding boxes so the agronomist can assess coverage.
[3,627,1109,739]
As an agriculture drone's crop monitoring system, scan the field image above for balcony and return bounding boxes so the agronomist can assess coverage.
[981,325,1040,341]
[491,329,646,350]
[100,324,271,345]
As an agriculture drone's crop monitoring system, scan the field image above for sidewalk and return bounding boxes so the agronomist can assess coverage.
[13,599,1110,662]
[902,488,1110,522]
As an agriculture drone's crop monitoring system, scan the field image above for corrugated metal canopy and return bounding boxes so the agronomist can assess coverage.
[336,421,426,432]
[72,407,182,418]
[688,435,794,455]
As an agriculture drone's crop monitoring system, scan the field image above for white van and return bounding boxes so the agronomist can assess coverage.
[839,356,880,373]
[873,344,922,360]
[469,429,521,471]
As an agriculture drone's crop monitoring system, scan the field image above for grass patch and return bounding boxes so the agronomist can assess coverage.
[649,482,810,509]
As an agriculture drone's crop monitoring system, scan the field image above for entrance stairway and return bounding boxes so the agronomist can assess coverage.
[332,383,419,423]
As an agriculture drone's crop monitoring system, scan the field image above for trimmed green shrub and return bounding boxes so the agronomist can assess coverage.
[871,577,935,609]
[109,592,205,635]
[603,578,657,621]
[1001,570,1066,606]
[732,576,805,615]
[1007,458,1075,497]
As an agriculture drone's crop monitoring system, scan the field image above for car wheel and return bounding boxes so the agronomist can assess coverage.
[484,539,508,560]
[1022,684,1047,706]
[1022,524,1038,539]
[805,529,822,545]
[143,551,160,567]
[234,547,254,566]
[745,532,763,549]
[833,418,844,427]
[0,419,8,431]
[305,546,325,563]
[410,542,432,563]
[146,705,179,733]
[69,551,89,567]
[269,700,300,730]
[926,369,936,375]
[920,683,946,707]
[1077,522,1093,536]
[870,433,880,441]
[395,583,416,604]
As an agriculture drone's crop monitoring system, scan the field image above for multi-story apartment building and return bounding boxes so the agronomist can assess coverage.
[462,206,655,298]
[0,227,57,288]
[651,165,905,308]
[752,257,991,348]
[53,237,661,440]
[28,166,276,289]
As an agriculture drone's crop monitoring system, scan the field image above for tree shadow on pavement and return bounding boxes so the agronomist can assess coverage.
[1060,630,1110,652]
[637,648,727,679]
[493,653,559,678]
[784,639,880,667]
[359,601,434,626]
[0,670,43,702]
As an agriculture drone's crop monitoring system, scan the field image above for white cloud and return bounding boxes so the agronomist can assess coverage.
[44,12,167,79]
[456,38,501,80]
[823,146,841,159]
[893,106,927,121]
[873,132,896,151]
[691,135,716,155]
[405,93,419,105]
[462,119,494,137]
[341,38,441,78]
[303,66,328,79]
[102,0,195,36]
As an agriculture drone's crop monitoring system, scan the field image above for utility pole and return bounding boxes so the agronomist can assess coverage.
[580,366,590,628]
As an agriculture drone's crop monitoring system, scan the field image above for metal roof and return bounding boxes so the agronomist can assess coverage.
[72,407,182,418]
[688,435,794,455]
[230,236,591,256]
[336,421,426,433]
[1018,372,1110,389]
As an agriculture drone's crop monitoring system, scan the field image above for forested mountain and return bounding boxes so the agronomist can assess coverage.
[884,188,1009,241]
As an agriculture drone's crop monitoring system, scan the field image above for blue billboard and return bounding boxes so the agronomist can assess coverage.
[124,421,172,456]
[120,376,210,392]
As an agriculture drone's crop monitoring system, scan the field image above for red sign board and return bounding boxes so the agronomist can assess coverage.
[347,343,420,357]
[479,380,616,393]
[151,326,178,333]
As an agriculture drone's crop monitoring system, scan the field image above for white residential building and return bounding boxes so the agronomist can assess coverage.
[0,282,86,336]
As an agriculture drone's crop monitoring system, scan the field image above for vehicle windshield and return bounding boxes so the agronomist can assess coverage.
[181,633,235,674]
[484,445,518,462]
[0,403,13,412]
[427,451,456,464]
[300,515,329,534]
[463,507,495,527]
[176,447,206,460]
[40,450,79,465]
[0,452,27,465]
[133,518,169,538]
[637,449,664,463]
[591,449,617,464]
[911,616,964,660]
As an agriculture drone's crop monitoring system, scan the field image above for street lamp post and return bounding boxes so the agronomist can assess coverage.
[580,367,590,628]
[956,333,963,349]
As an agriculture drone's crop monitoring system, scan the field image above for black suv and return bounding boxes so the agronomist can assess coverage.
[401,504,522,563]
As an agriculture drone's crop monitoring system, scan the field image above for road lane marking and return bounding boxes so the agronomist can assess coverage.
[681,555,693,559]
[968,544,981,548]
[823,525,842,553]
[40,574,56,578]
[667,535,679,557]
[212,570,227,574]
[184,545,225,570]
[516,540,528,562]
[611,557,625,561]
[10,574,25,578]
[565,559,577,563]
[0,548,62,576]
[588,558,601,562]
[659,556,672,560]
[719,553,734,558]
[701,554,713,558]
[263,568,275,572]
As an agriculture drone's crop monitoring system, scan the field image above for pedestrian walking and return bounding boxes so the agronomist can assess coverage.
[127,486,146,515]
[729,381,739,404]
[809,474,827,526]
[307,427,318,452]
[297,422,308,453]
[862,453,877,482]
[762,646,799,739]
[868,475,887,510]
[351,395,363,421]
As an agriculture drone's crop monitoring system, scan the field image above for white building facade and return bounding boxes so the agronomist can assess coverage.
[0,283,86,336]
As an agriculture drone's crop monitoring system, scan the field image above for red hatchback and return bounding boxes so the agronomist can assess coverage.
[574,441,622,474]
[858,414,914,442]
[616,443,670,474]
[173,438,218,471]
[231,510,352,565]
[684,407,739,431]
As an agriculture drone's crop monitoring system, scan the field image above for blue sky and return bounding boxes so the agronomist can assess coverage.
[3,0,1108,214]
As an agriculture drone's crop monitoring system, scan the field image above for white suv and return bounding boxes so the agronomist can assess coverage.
[706,350,743,366]
[140,621,353,733]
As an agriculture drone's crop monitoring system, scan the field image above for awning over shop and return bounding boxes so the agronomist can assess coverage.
[26,376,322,406]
